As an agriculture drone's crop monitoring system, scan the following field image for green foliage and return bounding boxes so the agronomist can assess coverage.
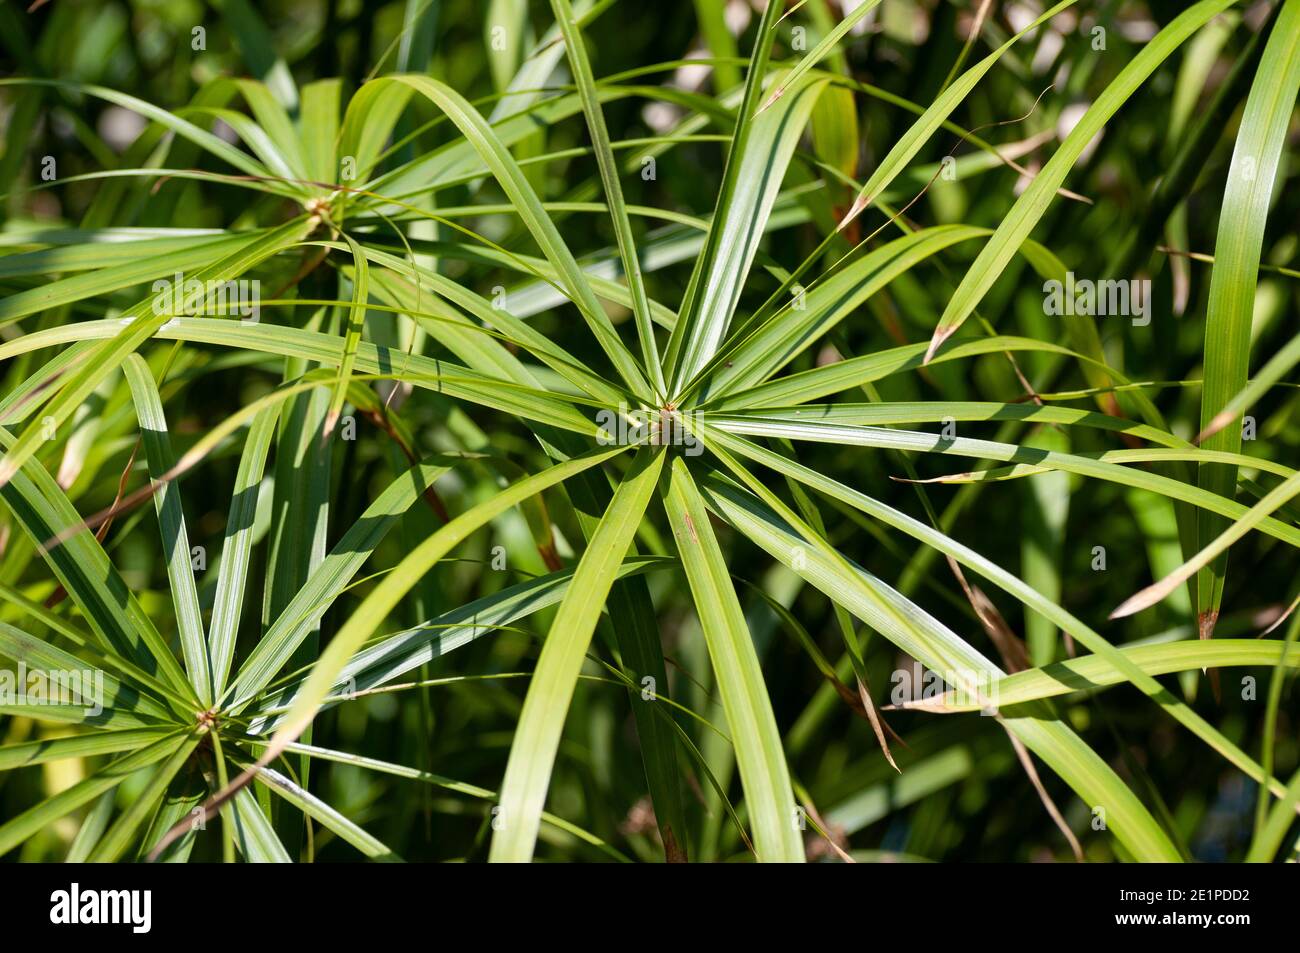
[0,0,1297,863]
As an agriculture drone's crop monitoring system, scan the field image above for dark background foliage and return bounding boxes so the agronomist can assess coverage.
[0,0,1295,861]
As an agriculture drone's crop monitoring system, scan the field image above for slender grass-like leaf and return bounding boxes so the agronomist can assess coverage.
[249,762,400,861]
[122,355,212,704]
[0,733,185,857]
[703,425,1296,803]
[227,454,455,708]
[273,741,626,859]
[1114,470,1300,619]
[708,415,1300,549]
[898,640,1300,712]
[757,0,881,113]
[490,447,664,862]
[663,0,792,389]
[347,76,651,398]
[231,790,293,863]
[243,446,627,791]
[924,0,1236,361]
[89,734,201,862]
[662,457,803,861]
[694,470,1179,861]
[0,428,194,697]
[550,0,665,395]
[837,0,1077,231]
[0,217,313,492]
[1195,0,1300,638]
[326,234,371,438]
[208,405,280,696]
[0,728,171,771]
[248,555,669,730]
[0,621,172,723]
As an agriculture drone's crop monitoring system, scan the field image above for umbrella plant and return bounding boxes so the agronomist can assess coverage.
[0,0,1298,862]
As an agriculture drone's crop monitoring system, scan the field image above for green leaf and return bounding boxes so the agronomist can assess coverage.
[706,414,1300,549]
[248,555,669,730]
[757,0,882,112]
[0,733,186,857]
[227,454,455,710]
[89,734,201,862]
[253,446,627,771]
[270,740,626,859]
[249,761,400,861]
[0,729,171,771]
[701,227,1011,400]
[1022,427,1070,666]
[694,469,1180,861]
[924,0,1236,361]
[235,79,308,178]
[490,447,665,862]
[662,457,803,861]
[327,234,371,437]
[209,405,280,696]
[662,0,795,389]
[707,335,1098,410]
[122,355,212,704]
[703,424,1296,805]
[0,428,194,699]
[550,0,665,395]
[903,639,1300,712]
[346,76,651,398]
[0,217,313,494]
[231,790,293,862]
[217,0,299,113]
[1195,0,1300,638]
[666,72,829,390]
[0,621,172,725]
[0,230,261,328]
[300,80,342,183]
[0,318,603,438]
[692,0,741,92]
[837,0,1078,230]
[1115,469,1300,620]
[0,79,275,181]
